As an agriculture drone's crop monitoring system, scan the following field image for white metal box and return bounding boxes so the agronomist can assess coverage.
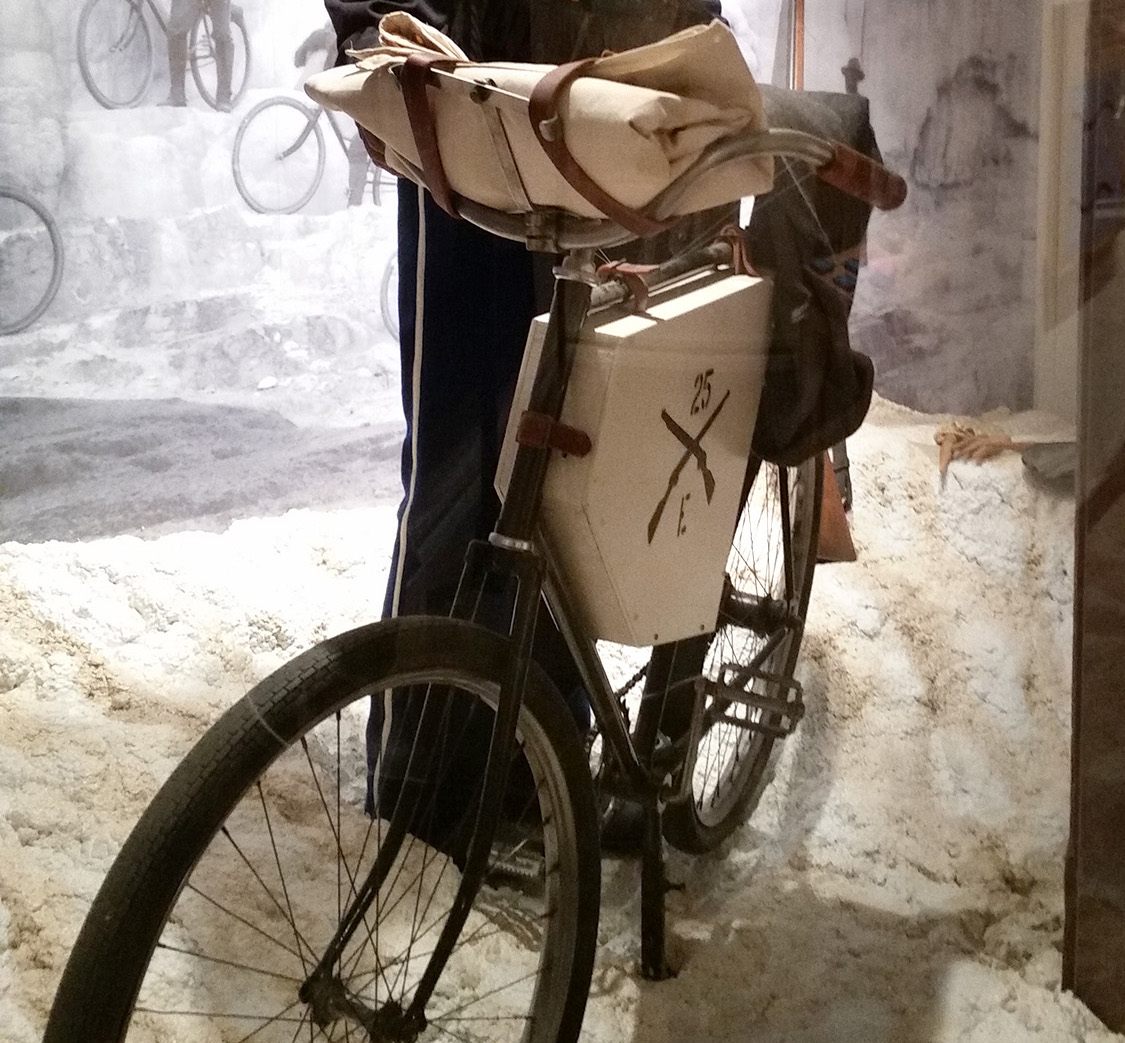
[496,270,772,646]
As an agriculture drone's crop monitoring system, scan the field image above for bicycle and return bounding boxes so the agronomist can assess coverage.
[0,187,64,336]
[233,96,398,215]
[77,0,251,110]
[232,97,400,338]
[44,103,906,1041]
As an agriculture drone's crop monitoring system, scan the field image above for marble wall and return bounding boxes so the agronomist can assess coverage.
[800,0,1044,414]
[2,0,1047,415]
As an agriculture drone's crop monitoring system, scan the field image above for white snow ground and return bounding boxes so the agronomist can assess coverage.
[0,9,1115,1032]
[2,368,1116,1040]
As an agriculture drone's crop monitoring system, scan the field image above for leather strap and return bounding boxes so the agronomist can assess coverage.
[719,224,755,276]
[596,260,658,312]
[516,412,592,457]
[400,54,459,216]
[529,60,672,238]
[355,125,397,178]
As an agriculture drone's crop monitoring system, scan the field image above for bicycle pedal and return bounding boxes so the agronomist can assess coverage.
[489,846,543,880]
[485,825,546,891]
[709,671,805,737]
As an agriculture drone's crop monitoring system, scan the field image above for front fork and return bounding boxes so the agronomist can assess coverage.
[302,273,608,1028]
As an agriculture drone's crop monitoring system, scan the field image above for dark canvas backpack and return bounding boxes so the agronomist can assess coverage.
[328,1,721,62]
[528,0,721,62]
[746,86,881,467]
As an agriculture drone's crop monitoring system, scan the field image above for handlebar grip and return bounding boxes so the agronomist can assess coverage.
[817,142,908,211]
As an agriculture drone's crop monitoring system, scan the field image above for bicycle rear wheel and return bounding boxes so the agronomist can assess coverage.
[233,97,326,214]
[76,0,153,109]
[190,5,251,109]
[371,166,397,207]
[381,251,400,339]
[44,618,599,1043]
[654,454,823,853]
[0,188,64,336]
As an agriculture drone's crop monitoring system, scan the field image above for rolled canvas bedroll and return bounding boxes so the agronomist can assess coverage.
[304,14,776,232]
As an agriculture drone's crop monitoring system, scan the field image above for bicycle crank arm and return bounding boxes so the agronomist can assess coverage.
[717,580,791,634]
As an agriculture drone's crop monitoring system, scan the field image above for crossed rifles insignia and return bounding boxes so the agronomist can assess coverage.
[647,389,730,544]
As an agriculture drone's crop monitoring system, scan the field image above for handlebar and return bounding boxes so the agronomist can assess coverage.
[817,141,908,211]
[441,126,907,250]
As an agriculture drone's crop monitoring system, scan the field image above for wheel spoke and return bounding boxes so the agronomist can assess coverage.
[134,1003,304,1024]
[220,824,318,968]
[48,622,588,1043]
[154,941,303,984]
[299,736,384,987]
[258,782,314,974]
[184,883,305,963]
[663,457,819,841]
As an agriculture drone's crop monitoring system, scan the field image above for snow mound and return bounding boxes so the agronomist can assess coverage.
[1,397,1116,1042]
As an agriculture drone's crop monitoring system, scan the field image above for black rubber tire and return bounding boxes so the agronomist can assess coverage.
[381,251,399,339]
[76,0,154,109]
[189,4,251,109]
[0,188,65,336]
[232,97,326,214]
[371,165,396,206]
[659,453,823,853]
[44,617,601,1043]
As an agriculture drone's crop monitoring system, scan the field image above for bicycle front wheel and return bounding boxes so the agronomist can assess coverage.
[76,0,154,109]
[656,454,823,853]
[233,97,327,214]
[190,4,251,109]
[0,188,64,336]
[45,617,599,1043]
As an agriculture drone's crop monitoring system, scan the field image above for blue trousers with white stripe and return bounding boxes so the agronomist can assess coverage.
[382,185,537,622]
[365,185,583,835]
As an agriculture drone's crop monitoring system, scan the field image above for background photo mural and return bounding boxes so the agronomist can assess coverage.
[1,1,1107,1041]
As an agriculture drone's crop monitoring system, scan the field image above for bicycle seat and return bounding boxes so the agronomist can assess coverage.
[304,14,773,237]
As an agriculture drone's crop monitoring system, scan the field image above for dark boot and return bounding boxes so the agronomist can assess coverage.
[160,33,188,107]
[213,34,234,112]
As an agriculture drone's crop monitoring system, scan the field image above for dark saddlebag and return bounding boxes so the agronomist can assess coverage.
[747,86,881,467]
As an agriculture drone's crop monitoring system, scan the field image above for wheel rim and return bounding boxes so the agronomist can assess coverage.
[233,99,325,214]
[78,0,153,108]
[689,459,817,828]
[117,669,578,1041]
[0,190,64,336]
[190,11,251,108]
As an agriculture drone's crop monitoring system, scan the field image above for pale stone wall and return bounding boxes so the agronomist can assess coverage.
[0,0,69,204]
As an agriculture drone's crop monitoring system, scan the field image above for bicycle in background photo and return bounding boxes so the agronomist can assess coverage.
[77,0,251,110]
[232,24,400,338]
[0,187,64,336]
[232,95,395,214]
[231,95,400,338]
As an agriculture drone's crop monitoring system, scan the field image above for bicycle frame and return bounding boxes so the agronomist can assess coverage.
[143,0,222,36]
[303,125,906,1013]
[141,0,171,37]
[283,104,355,160]
[323,107,357,158]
